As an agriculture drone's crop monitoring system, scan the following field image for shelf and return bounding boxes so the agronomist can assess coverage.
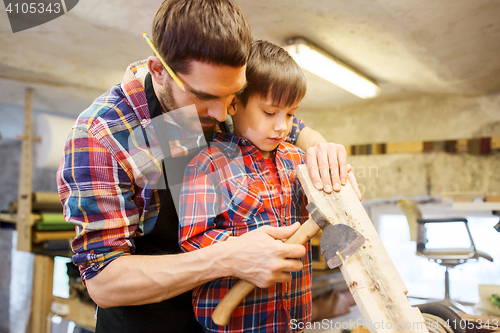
[452,202,500,211]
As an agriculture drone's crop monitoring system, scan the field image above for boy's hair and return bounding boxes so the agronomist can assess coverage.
[152,0,252,74]
[238,40,307,107]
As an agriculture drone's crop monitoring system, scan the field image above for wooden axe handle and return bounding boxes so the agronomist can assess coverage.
[211,218,321,326]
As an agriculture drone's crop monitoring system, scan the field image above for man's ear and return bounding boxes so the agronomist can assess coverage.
[147,56,166,86]
[228,97,238,116]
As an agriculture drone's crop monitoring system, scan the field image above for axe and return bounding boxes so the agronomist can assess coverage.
[211,202,366,326]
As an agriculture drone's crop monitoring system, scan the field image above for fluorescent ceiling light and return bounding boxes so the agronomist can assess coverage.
[284,37,380,99]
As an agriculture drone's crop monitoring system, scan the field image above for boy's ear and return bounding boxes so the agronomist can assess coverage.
[228,97,238,116]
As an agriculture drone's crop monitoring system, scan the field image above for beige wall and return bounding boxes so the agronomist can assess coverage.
[297,93,500,200]
[297,93,500,145]
[348,152,500,200]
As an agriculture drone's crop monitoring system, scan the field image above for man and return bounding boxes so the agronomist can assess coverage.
[57,0,360,331]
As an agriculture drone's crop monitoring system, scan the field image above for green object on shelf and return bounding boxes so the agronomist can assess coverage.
[35,213,74,231]
[491,294,500,307]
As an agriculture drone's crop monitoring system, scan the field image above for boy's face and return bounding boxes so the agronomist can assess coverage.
[231,94,300,158]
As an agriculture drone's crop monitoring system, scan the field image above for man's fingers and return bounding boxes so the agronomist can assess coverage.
[306,147,322,190]
[279,257,305,273]
[255,271,294,288]
[345,163,362,199]
[326,144,341,192]
[274,272,293,284]
[278,240,307,259]
[262,222,300,240]
[306,143,351,194]
[336,145,348,187]
[348,170,362,200]
[315,143,333,193]
[256,257,304,288]
[234,224,307,288]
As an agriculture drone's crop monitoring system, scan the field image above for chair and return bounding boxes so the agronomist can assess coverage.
[398,199,493,313]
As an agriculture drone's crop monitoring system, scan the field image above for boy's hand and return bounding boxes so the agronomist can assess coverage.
[306,142,362,200]
[224,223,306,289]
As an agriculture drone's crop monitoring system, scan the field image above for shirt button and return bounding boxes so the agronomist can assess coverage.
[270,185,275,190]
[141,119,147,126]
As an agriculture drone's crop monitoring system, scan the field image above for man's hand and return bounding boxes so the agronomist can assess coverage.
[224,223,306,289]
[306,142,362,200]
[85,223,305,308]
[294,126,362,200]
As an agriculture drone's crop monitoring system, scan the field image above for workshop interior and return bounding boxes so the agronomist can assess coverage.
[1,0,500,333]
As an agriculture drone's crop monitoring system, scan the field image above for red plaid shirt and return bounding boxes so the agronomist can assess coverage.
[179,132,312,333]
[57,60,306,284]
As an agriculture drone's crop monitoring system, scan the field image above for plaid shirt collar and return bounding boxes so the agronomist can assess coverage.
[121,60,151,128]
[212,131,259,155]
[212,131,280,159]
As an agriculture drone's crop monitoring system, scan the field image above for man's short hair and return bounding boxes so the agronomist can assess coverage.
[152,0,252,74]
[238,40,307,107]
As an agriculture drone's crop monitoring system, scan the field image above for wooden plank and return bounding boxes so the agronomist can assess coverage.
[372,143,386,155]
[491,137,500,151]
[0,213,18,224]
[33,230,75,244]
[452,202,500,211]
[297,164,427,333]
[346,145,353,156]
[356,145,367,155]
[17,88,34,252]
[29,254,54,333]
[485,195,500,202]
[444,140,458,153]
[441,191,485,202]
[52,296,96,330]
[468,139,482,155]
[386,141,424,154]
[480,138,492,155]
[456,139,468,153]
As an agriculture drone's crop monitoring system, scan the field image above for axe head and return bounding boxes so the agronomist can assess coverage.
[305,203,366,269]
[320,224,366,269]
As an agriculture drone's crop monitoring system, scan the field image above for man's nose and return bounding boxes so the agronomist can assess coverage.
[206,100,228,122]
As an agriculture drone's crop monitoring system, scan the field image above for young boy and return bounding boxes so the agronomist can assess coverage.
[178,40,311,332]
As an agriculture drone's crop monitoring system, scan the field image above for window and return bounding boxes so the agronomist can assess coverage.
[378,214,499,303]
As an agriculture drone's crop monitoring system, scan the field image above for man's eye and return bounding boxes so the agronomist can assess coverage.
[197,95,212,101]
[264,111,274,116]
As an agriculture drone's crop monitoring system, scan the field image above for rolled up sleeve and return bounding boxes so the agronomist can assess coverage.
[57,118,141,283]
[286,115,306,145]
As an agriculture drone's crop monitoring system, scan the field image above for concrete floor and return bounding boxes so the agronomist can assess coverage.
[305,306,363,333]
[304,298,476,333]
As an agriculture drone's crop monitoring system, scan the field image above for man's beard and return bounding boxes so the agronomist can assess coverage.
[158,81,217,144]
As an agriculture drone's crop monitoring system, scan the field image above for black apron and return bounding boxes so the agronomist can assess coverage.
[95,73,203,333]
